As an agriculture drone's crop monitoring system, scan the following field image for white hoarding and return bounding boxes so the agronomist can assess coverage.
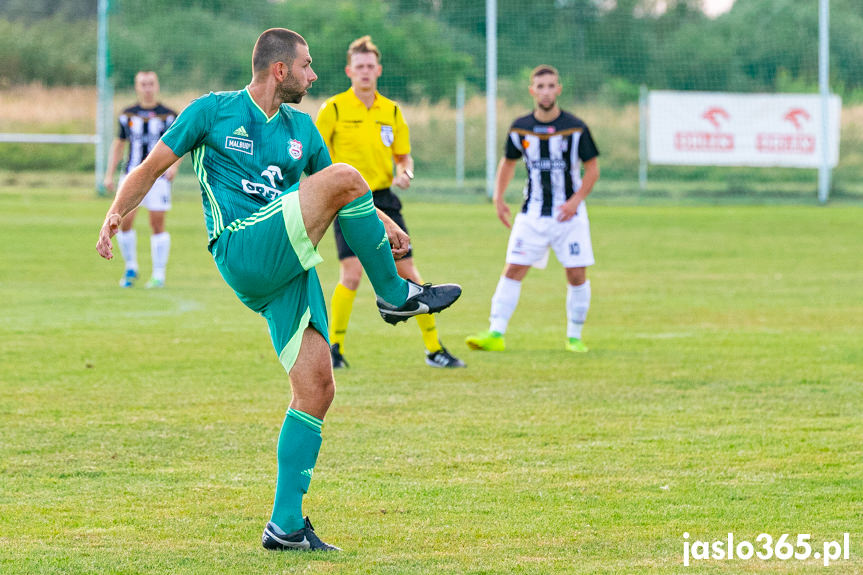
[648,91,841,168]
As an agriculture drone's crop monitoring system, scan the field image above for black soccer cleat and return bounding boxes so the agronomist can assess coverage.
[330,343,349,369]
[261,517,341,552]
[425,346,466,368]
[376,279,462,325]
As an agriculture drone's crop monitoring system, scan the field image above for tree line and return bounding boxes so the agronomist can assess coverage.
[2,0,862,103]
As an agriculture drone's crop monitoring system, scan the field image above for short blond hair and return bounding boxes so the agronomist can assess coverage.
[347,35,381,65]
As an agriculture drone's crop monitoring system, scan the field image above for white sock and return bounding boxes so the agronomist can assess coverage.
[489,276,522,335]
[150,232,170,282]
[566,280,591,339]
[117,229,138,272]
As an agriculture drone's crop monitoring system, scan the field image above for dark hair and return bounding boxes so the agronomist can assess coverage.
[252,28,307,74]
[530,65,559,81]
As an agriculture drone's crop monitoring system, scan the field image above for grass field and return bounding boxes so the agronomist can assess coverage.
[1,182,861,574]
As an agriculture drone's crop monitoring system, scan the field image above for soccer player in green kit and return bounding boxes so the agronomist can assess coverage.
[96,28,461,552]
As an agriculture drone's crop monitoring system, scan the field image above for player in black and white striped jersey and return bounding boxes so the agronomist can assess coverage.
[103,70,180,288]
[466,65,600,353]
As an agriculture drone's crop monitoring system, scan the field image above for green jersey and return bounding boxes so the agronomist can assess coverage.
[161,88,331,247]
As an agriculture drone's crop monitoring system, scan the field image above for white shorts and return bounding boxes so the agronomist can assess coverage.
[505,209,594,269]
[120,175,172,212]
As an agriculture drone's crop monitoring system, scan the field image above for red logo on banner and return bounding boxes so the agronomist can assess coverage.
[702,107,730,129]
[783,108,811,131]
[674,107,735,152]
[756,108,815,154]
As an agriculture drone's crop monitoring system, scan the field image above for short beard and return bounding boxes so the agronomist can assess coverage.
[277,76,305,104]
[537,100,556,112]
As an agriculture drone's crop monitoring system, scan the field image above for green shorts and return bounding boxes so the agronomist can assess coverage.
[211,184,328,373]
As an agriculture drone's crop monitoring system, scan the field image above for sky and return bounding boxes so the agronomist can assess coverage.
[702,0,735,17]
[647,0,735,18]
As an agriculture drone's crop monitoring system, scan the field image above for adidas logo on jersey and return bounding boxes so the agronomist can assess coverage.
[233,126,249,137]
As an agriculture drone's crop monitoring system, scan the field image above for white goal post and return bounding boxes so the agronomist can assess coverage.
[0,134,99,144]
[0,0,110,192]
[637,0,836,202]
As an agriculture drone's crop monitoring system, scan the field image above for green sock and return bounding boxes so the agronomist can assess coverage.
[338,191,408,306]
[270,408,323,533]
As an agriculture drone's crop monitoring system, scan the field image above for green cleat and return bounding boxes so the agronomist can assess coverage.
[465,330,505,351]
[145,277,165,289]
[565,337,588,353]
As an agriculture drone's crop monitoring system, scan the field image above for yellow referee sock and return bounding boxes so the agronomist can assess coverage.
[416,314,442,353]
[330,283,357,351]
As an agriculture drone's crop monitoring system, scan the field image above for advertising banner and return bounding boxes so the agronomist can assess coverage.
[648,91,841,168]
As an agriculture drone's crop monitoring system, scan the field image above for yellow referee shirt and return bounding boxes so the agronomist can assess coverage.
[316,89,410,192]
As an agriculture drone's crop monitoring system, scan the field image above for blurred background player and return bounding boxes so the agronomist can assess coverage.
[465,65,600,353]
[316,36,465,369]
[103,70,180,288]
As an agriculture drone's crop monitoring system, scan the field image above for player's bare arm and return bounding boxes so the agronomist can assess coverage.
[392,153,414,190]
[102,138,126,193]
[376,208,410,258]
[163,157,183,182]
[557,157,600,222]
[493,157,518,229]
[97,141,181,259]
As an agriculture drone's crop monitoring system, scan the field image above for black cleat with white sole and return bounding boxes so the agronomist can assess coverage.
[425,346,466,368]
[330,343,349,369]
[261,517,341,552]
[376,279,461,325]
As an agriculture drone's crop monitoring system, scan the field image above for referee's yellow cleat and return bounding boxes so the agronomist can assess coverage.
[565,337,588,353]
[465,330,505,351]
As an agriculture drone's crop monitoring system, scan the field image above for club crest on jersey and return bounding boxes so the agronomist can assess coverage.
[380,124,394,147]
[288,139,303,160]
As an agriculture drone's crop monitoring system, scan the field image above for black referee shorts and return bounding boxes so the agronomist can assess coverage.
[333,188,412,261]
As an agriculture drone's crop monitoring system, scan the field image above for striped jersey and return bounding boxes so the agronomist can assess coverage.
[117,104,177,173]
[160,88,331,248]
[504,110,599,217]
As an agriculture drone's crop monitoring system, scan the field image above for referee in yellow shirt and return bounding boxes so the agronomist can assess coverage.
[316,35,465,369]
